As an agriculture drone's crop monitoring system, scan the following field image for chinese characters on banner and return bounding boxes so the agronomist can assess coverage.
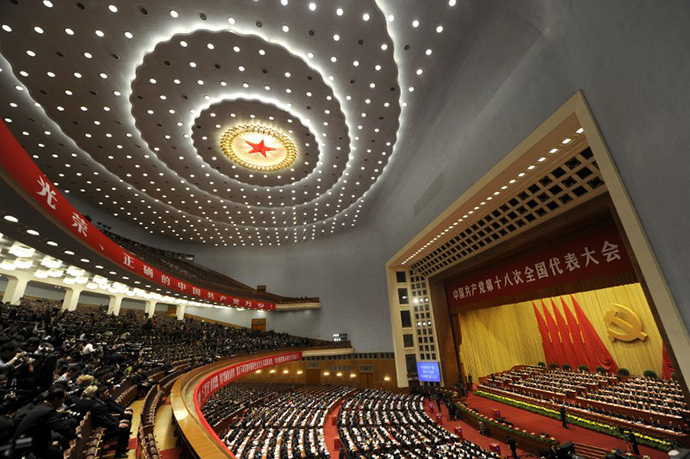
[0,121,275,311]
[196,352,302,406]
[445,220,633,310]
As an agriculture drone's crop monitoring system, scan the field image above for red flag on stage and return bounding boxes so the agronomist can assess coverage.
[571,295,618,373]
[552,299,578,367]
[662,344,674,379]
[533,302,557,366]
[561,297,593,370]
[542,300,567,366]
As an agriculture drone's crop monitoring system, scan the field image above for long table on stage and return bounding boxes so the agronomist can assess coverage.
[479,386,690,447]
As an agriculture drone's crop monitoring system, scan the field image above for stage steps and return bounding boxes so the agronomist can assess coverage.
[573,442,612,459]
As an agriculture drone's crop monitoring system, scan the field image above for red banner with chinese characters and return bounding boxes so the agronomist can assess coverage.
[446,219,633,310]
[0,121,274,311]
[193,351,302,458]
[195,352,302,407]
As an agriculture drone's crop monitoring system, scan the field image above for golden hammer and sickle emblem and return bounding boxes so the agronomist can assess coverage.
[604,303,647,342]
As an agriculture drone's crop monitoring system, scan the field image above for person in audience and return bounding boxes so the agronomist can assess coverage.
[90,387,130,458]
[0,298,324,458]
[13,386,76,459]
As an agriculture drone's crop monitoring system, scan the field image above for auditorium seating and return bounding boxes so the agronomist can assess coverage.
[0,299,325,458]
[202,383,290,429]
[338,389,502,459]
[222,385,354,458]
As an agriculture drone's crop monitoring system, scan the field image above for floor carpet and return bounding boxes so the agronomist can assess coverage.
[422,399,527,457]
[323,400,343,457]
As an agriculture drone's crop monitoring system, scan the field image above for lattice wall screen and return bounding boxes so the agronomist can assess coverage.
[409,145,605,278]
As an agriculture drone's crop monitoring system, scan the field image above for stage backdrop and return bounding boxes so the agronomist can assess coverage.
[458,282,664,378]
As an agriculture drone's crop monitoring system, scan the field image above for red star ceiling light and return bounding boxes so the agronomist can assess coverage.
[245,139,277,158]
[220,124,297,172]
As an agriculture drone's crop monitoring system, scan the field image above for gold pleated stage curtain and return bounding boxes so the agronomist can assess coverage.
[458,283,663,378]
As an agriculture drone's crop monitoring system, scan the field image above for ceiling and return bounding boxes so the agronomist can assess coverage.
[0,0,469,247]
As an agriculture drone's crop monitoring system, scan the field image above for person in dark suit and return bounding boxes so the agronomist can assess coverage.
[507,435,518,459]
[627,432,640,456]
[560,405,568,429]
[13,387,76,459]
[91,387,130,458]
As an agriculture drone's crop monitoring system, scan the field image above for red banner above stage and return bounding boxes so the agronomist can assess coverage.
[0,121,274,311]
[445,220,633,310]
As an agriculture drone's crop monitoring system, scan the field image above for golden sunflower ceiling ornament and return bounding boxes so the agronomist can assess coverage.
[220,124,298,172]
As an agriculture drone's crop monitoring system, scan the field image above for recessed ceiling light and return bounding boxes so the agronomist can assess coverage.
[436,25,444,33]
[124,31,133,39]
[425,49,433,55]
[43,0,53,7]
[47,241,58,247]
[26,229,40,236]
[412,20,420,27]
[108,4,118,12]
[170,10,178,18]
[34,26,44,34]
[3,215,18,223]
[228,17,236,24]
[95,30,105,37]
[336,7,344,15]
[308,2,316,11]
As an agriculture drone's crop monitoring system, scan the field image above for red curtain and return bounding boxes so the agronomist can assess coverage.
[542,300,567,366]
[662,344,674,379]
[552,299,578,367]
[571,295,618,373]
[533,302,558,365]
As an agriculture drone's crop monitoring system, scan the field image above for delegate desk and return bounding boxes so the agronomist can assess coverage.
[576,397,687,427]
[480,386,690,447]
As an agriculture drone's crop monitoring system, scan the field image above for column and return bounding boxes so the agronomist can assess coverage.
[107,294,124,316]
[176,303,186,320]
[1,273,30,305]
[145,299,157,318]
[61,286,83,311]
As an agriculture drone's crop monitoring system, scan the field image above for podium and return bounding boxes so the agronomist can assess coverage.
[334,438,341,451]
[454,427,463,441]
[490,443,501,455]
[492,409,501,419]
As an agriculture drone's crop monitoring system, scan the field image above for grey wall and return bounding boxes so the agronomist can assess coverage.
[71,2,690,352]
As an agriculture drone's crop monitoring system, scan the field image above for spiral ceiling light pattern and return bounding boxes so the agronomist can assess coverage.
[0,0,462,246]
